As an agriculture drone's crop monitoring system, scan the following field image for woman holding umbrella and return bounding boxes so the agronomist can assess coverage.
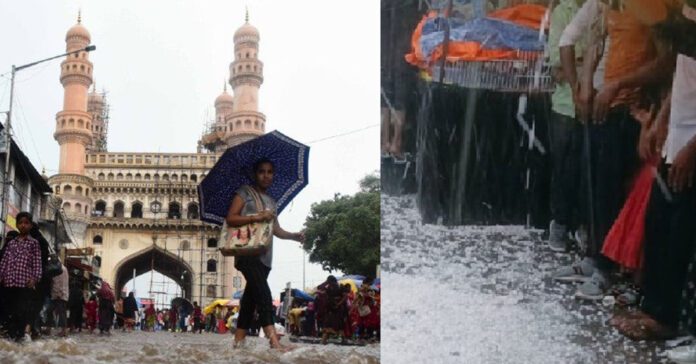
[226,158,305,350]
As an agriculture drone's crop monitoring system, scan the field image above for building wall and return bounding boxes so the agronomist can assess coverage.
[74,151,245,305]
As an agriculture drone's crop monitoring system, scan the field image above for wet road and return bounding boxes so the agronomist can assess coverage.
[0,331,379,363]
[381,195,672,364]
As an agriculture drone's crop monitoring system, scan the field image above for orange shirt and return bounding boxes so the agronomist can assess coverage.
[605,0,683,107]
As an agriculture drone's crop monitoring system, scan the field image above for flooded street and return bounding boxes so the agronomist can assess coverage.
[381,195,671,364]
[0,331,379,363]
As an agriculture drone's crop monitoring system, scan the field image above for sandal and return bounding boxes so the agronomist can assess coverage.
[617,316,676,341]
[608,310,650,328]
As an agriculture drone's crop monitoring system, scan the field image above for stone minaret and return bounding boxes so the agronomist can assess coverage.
[55,11,94,174]
[225,10,266,147]
[48,11,95,243]
[215,81,234,124]
[87,82,108,152]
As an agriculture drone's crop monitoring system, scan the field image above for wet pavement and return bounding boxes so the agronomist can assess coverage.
[0,331,379,363]
[381,194,674,364]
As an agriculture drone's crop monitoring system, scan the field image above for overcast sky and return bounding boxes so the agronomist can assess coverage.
[0,0,380,299]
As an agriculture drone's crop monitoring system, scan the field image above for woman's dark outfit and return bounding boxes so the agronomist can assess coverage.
[235,186,277,331]
[68,285,84,331]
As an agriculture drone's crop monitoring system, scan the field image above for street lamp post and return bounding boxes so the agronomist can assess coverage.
[0,45,96,238]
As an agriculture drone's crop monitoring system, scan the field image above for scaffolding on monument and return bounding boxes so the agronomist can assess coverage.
[140,152,223,310]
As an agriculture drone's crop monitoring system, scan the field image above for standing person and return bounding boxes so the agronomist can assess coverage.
[85,295,98,333]
[168,305,177,332]
[546,0,586,252]
[554,0,680,300]
[614,4,696,341]
[67,280,84,333]
[97,282,115,335]
[29,225,51,340]
[145,304,156,332]
[114,295,124,330]
[0,212,42,342]
[320,276,346,344]
[48,264,69,337]
[0,230,19,334]
[226,159,305,351]
[177,304,187,332]
[192,302,203,334]
[122,292,138,331]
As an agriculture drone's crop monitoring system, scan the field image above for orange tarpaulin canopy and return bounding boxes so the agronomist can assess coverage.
[405,5,546,68]
[488,4,547,30]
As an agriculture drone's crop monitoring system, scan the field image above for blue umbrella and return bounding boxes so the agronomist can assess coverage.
[232,290,244,299]
[198,130,310,225]
[291,288,315,302]
[339,274,366,281]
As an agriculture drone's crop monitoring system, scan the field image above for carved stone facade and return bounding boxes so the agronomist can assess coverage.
[47,15,268,306]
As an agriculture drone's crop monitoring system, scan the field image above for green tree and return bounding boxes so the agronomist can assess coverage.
[302,172,380,276]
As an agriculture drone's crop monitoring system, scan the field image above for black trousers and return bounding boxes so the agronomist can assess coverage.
[68,302,83,330]
[1,287,35,340]
[641,163,696,328]
[98,299,113,332]
[548,111,582,227]
[237,258,274,330]
[581,107,641,263]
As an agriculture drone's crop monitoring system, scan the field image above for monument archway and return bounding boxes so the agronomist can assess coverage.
[114,244,194,300]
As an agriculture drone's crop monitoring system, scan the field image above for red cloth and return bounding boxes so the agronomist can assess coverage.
[85,300,98,329]
[217,318,227,334]
[601,161,657,270]
[98,282,115,301]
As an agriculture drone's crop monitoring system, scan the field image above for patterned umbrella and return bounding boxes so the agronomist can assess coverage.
[198,130,310,225]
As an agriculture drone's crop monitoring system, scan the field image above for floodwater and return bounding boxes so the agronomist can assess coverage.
[0,331,380,363]
[381,194,673,364]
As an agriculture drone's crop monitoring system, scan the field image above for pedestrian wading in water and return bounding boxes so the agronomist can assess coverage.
[0,212,42,342]
[225,159,305,351]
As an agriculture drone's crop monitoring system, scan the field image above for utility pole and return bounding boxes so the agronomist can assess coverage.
[1,65,17,238]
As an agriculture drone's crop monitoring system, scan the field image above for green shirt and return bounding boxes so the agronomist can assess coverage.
[549,0,585,118]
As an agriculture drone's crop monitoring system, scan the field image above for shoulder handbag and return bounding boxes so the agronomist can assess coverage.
[219,186,274,257]
[43,249,63,280]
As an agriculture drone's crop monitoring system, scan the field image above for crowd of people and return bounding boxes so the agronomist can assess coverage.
[541,0,696,358]
[0,211,218,342]
[284,276,380,344]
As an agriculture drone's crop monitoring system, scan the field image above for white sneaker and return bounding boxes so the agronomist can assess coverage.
[667,344,696,364]
[548,220,567,252]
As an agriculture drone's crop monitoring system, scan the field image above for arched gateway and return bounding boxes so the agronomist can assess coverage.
[114,245,194,299]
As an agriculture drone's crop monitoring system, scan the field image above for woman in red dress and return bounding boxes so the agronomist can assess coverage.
[85,295,98,333]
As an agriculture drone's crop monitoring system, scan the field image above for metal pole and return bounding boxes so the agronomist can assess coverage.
[133,268,136,294]
[199,226,204,301]
[53,206,59,253]
[438,0,454,84]
[0,66,16,239]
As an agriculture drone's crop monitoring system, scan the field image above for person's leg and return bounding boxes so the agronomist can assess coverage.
[239,261,286,349]
[57,300,67,336]
[389,110,406,158]
[10,288,33,341]
[547,111,576,251]
[642,164,696,328]
[234,264,258,344]
[381,107,392,154]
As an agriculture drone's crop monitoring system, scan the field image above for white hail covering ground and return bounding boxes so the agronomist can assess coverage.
[0,331,379,363]
[381,195,672,364]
